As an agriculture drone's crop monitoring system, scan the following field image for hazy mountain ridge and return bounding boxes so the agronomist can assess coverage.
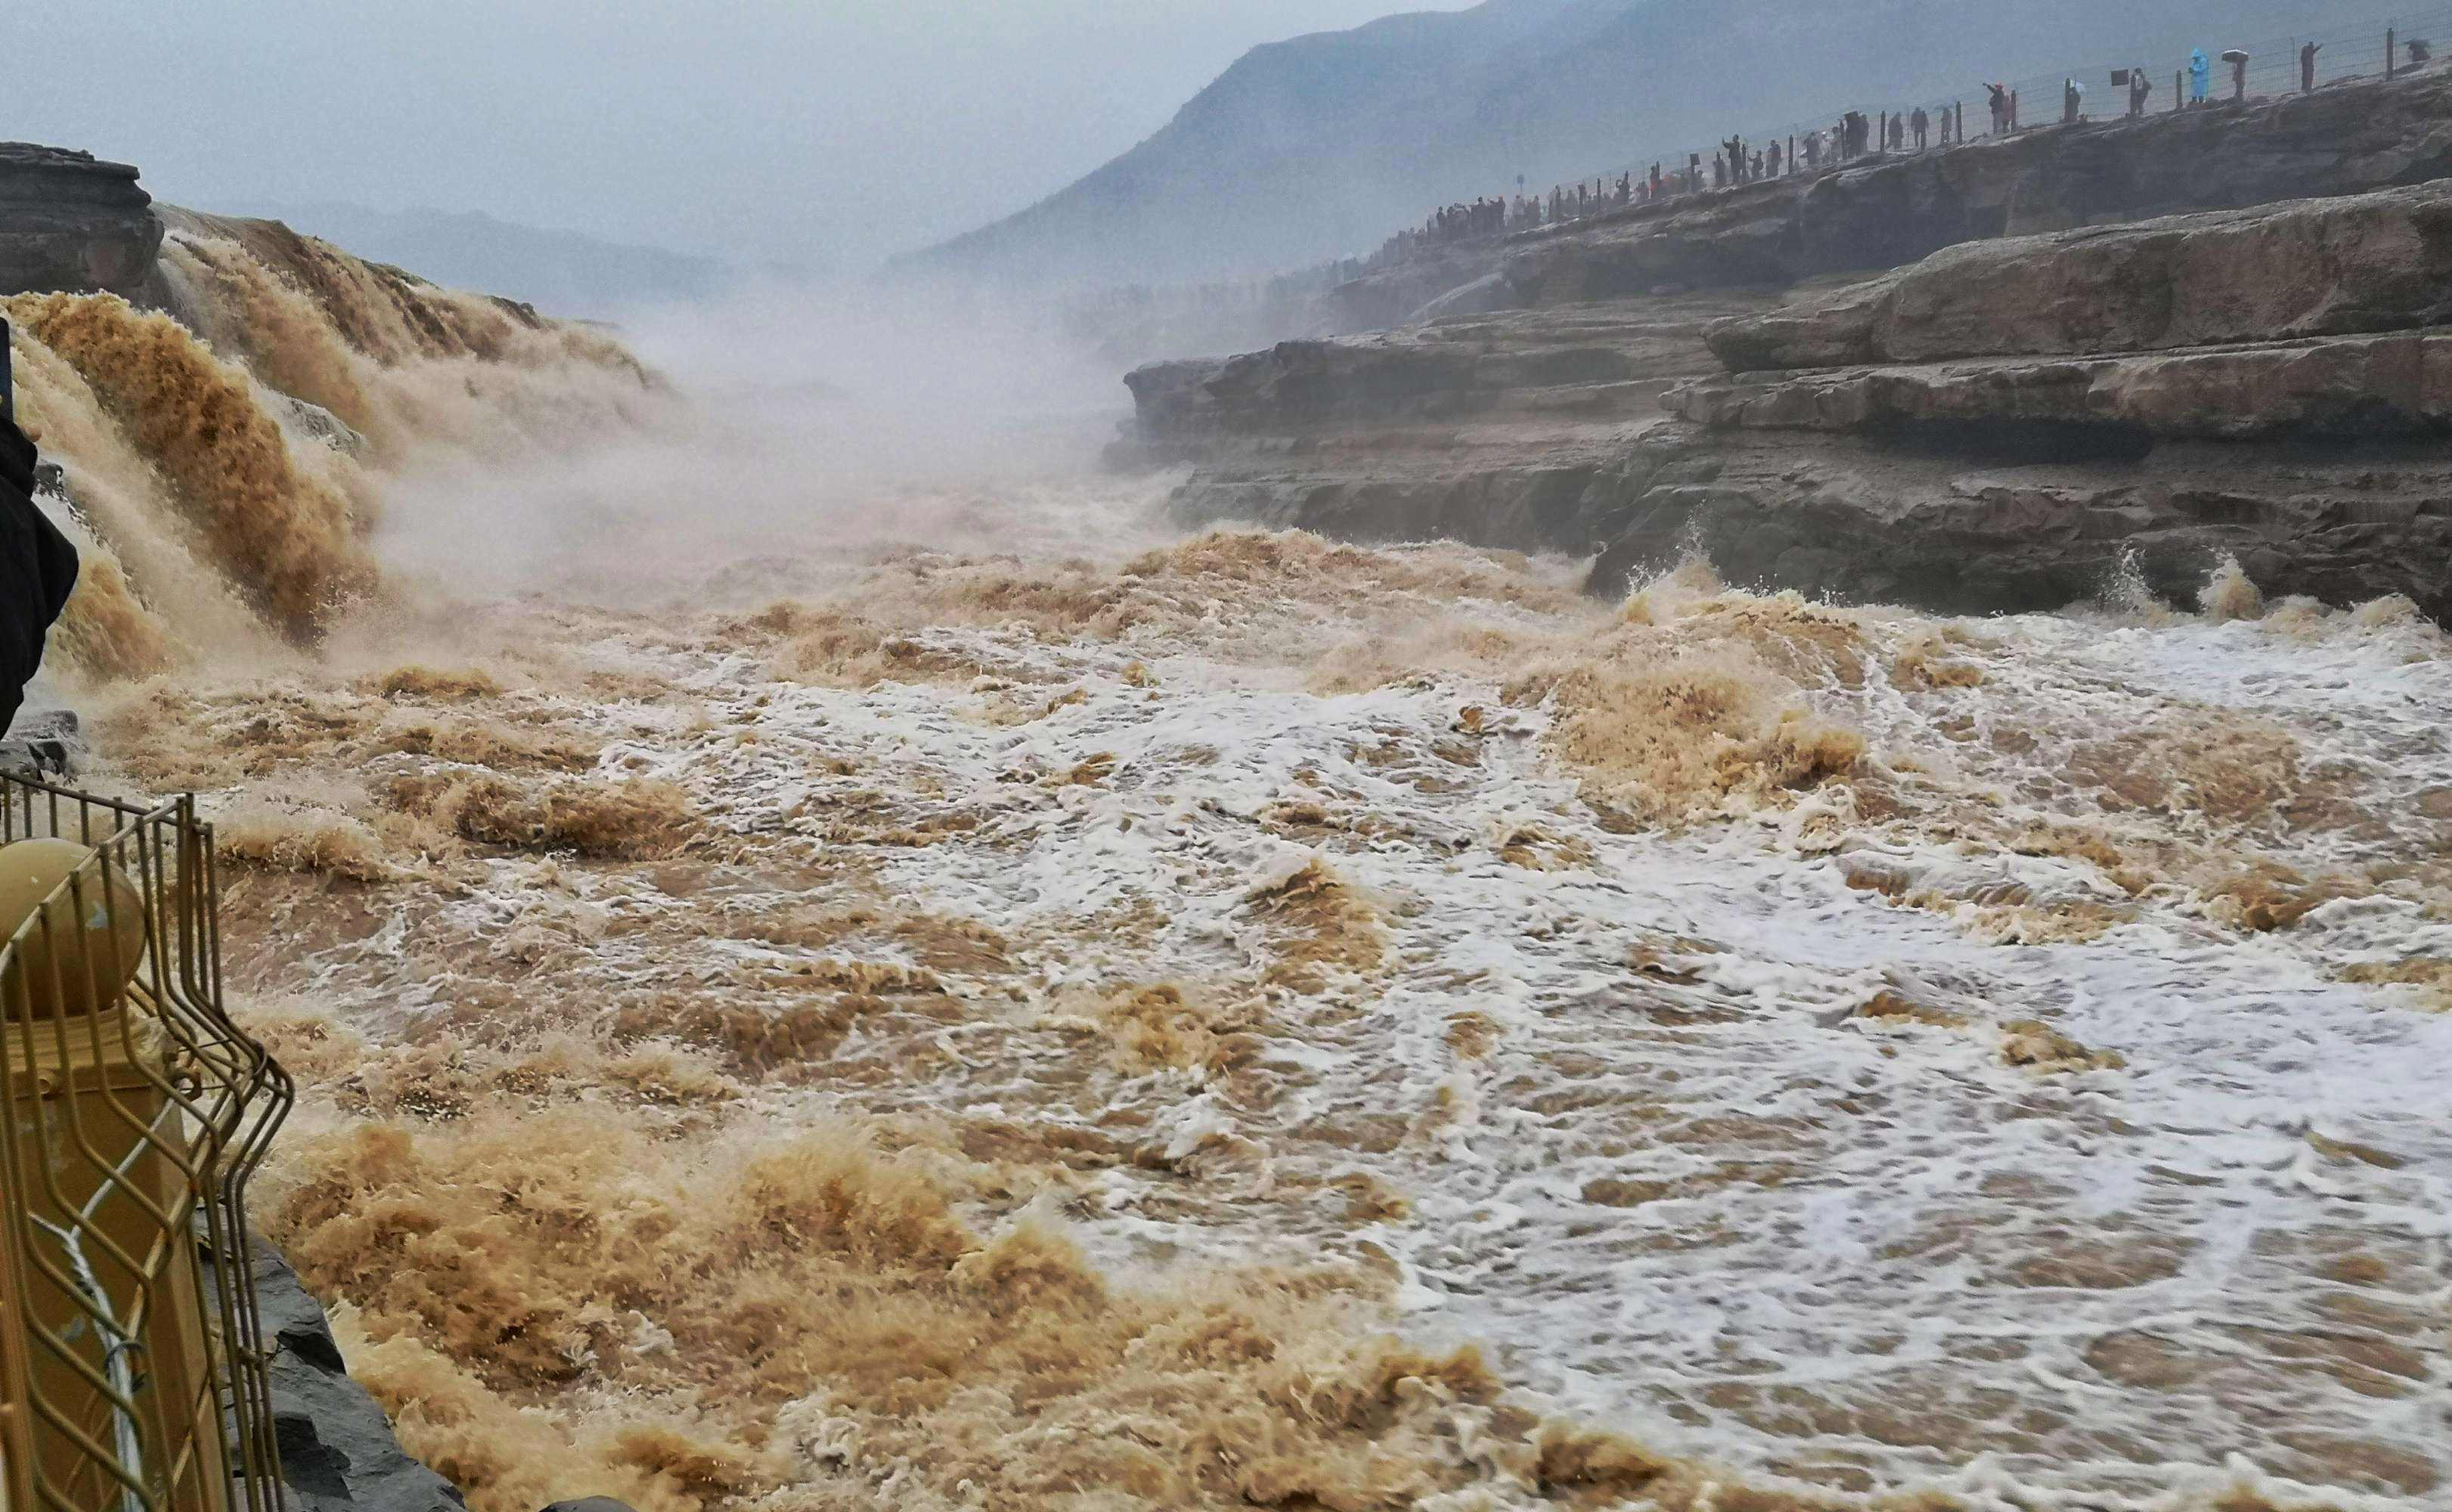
[910,0,2350,286]
[226,200,728,317]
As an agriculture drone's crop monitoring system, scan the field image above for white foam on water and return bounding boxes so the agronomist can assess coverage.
[561,560,2443,1503]
[182,482,2452,1507]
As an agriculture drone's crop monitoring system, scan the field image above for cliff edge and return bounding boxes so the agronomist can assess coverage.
[0,144,162,296]
[1127,64,2452,621]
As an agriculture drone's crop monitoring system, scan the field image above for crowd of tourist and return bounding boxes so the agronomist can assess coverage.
[1373,98,1968,267]
[1369,28,2439,271]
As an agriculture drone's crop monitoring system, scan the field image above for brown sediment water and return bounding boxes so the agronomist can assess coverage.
[30,228,2452,1512]
[163,534,2450,1512]
[7,290,377,642]
[7,218,662,677]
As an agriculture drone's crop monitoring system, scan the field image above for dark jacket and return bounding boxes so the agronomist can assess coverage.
[0,416,79,738]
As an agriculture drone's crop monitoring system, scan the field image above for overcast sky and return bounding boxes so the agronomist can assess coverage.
[19,0,1482,271]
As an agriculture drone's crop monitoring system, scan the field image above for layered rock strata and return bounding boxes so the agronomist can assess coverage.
[0,144,162,297]
[1325,62,2452,332]
[1136,72,2452,623]
[1629,181,2452,616]
[1136,292,1778,558]
[1699,178,2452,374]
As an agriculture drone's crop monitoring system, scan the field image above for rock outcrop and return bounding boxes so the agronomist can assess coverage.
[0,144,162,297]
[0,706,77,778]
[1132,70,2452,623]
[1624,180,2452,618]
[1324,64,2452,333]
[1671,334,2452,442]
[1700,180,2452,374]
[1127,292,1777,559]
[1576,429,2452,618]
[1122,299,1736,463]
[211,1235,467,1512]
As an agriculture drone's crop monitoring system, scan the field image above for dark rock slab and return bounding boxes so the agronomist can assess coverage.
[209,1235,465,1512]
[1121,296,1756,467]
[0,143,162,296]
[0,705,79,778]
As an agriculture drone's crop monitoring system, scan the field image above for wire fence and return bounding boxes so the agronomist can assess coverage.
[1368,0,2452,271]
[0,772,293,1512]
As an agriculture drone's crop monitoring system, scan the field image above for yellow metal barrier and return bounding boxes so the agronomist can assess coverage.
[0,773,292,1512]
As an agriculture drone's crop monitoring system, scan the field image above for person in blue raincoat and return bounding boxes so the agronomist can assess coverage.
[2190,48,2212,103]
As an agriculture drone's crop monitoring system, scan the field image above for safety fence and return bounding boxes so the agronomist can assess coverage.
[0,772,292,1512]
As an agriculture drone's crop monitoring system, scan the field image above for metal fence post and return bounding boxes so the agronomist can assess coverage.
[0,775,292,1512]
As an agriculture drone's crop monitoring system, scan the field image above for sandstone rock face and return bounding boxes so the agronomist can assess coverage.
[1117,298,1750,468]
[1132,295,1775,566]
[1321,66,2452,337]
[1331,244,1522,333]
[1707,181,2452,373]
[1128,71,2452,625]
[1580,427,2452,621]
[0,144,161,296]
[1669,333,2452,441]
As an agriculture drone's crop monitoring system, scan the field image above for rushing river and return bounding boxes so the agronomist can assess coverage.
[82,475,2445,1512]
[13,237,2445,1510]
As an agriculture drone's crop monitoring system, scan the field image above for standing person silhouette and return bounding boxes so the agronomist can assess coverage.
[0,338,79,743]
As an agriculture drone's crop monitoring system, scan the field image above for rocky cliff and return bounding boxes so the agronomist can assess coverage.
[0,144,162,297]
[1129,64,2452,622]
[913,0,2339,287]
[1325,60,2452,332]
[205,1237,466,1512]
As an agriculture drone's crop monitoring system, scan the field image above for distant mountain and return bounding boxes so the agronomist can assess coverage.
[227,202,728,316]
[908,0,2344,285]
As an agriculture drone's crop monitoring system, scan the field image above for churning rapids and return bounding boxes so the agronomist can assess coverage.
[8,226,2448,1512]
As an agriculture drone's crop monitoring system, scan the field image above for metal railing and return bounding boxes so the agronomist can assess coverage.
[0,772,292,1512]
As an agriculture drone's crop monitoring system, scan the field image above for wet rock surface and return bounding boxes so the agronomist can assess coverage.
[0,706,79,777]
[1670,332,2452,441]
[0,143,163,297]
[222,1237,465,1512]
[1119,297,1741,466]
[1579,426,2452,619]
